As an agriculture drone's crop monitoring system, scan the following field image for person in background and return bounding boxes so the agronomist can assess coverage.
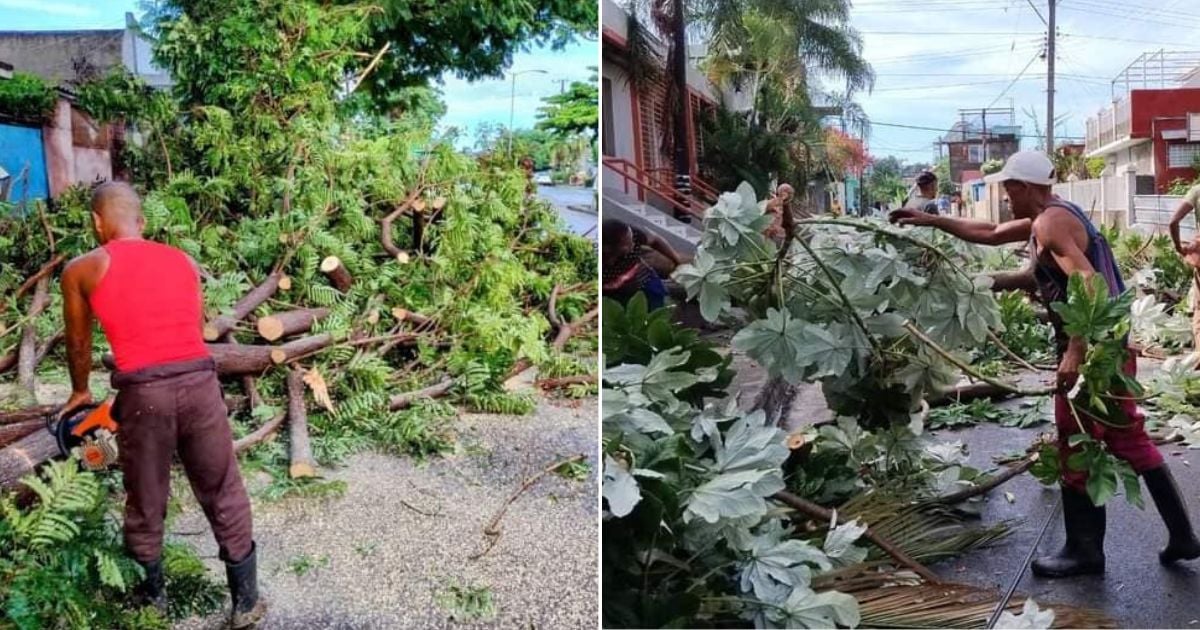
[602,220,684,310]
[903,171,940,214]
[1167,182,1200,351]
[764,184,794,244]
[889,150,1199,578]
[950,191,964,217]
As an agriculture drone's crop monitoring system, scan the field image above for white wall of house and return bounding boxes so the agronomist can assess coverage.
[602,59,638,193]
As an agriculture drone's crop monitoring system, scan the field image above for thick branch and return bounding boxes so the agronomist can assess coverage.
[903,322,1055,397]
[256,307,330,341]
[233,412,286,454]
[270,333,335,365]
[388,378,454,411]
[204,272,283,341]
[381,186,425,258]
[931,457,1035,505]
[0,428,60,489]
[286,367,316,478]
[0,406,57,426]
[0,420,43,449]
[17,276,51,400]
[0,255,64,313]
[772,490,941,584]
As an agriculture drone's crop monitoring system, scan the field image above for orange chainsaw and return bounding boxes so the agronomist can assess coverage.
[47,400,120,471]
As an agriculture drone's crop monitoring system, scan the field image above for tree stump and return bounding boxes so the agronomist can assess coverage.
[320,256,353,292]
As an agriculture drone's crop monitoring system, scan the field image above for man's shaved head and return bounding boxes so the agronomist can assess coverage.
[90,181,144,243]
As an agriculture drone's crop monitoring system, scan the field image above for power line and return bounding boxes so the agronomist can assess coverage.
[869,119,1084,140]
[1025,0,1047,25]
[988,51,1042,109]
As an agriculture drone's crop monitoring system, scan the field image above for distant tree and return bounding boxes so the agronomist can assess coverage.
[536,68,598,140]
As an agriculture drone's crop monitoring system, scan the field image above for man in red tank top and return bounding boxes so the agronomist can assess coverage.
[60,182,266,627]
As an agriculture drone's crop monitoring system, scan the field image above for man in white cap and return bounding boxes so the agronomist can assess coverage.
[889,150,1199,578]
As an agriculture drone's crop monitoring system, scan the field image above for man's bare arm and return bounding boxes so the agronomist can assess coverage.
[1168,199,1195,254]
[890,209,1032,245]
[645,233,684,267]
[61,259,95,412]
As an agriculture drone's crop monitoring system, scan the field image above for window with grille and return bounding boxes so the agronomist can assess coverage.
[1168,142,1200,168]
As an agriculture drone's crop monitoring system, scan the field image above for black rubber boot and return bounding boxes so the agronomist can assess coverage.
[1031,487,1106,578]
[1142,465,1200,564]
[225,543,267,629]
[133,558,168,615]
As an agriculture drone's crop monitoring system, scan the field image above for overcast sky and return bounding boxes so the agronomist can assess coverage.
[848,0,1200,164]
[1,0,597,148]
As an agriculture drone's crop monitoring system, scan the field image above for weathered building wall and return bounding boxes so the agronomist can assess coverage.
[0,31,124,85]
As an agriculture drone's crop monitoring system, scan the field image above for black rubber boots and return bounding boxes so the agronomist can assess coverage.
[134,557,168,615]
[226,542,267,629]
[1032,487,1106,578]
[1143,465,1200,565]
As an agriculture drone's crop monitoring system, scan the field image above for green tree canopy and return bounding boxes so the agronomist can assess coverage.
[536,71,598,139]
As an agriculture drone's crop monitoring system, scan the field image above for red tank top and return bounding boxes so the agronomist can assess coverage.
[89,239,210,373]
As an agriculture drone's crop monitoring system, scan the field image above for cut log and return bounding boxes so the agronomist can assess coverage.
[270,333,334,365]
[203,272,283,341]
[0,428,60,489]
[391,308,433,328]
[0,405,56,426]
[320,256,353,292]
[256,308,330,341]
[381,186,424,258]
[17,276,51,401]
[389,378,454,411]
[105,342,289,376]
[286,368,316,478]
[278,274,293,291]
[0,420,44,449]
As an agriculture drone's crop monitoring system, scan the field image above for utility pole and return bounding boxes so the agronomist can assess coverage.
[1046,0,1056,152]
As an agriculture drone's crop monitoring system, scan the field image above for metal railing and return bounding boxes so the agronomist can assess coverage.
[602,156,704,220]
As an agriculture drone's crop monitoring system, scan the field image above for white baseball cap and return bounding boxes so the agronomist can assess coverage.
[983,150,1057,186]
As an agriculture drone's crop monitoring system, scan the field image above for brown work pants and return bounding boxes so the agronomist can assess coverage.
[113,357,253,564]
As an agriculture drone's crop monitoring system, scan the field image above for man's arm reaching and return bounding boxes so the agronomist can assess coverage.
[889,208,1032,246]
[61,258,95,416]
[1168,196,1196,255]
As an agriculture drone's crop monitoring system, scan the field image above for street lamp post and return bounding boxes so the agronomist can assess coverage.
[509,69,548,159]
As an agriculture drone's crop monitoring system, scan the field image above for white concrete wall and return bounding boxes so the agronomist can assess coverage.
[602,58,638,193]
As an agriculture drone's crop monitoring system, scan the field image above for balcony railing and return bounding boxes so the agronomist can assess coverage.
[1085,98,1132,154]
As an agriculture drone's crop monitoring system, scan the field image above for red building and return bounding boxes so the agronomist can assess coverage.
[1085,51,1200,193]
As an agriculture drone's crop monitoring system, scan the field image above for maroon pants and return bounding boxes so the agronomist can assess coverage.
[113,358,253,563]
[1054,355,1164,491]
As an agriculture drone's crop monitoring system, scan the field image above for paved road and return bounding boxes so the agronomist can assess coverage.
[537,185,596,241]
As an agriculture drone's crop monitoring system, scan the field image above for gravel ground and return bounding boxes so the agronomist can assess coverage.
[168,397,599,630]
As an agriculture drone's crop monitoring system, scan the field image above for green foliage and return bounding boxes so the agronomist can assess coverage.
[437,580,496,622]
[1031,436,1142,508]
[536,72,598,140]
[285,553,329,577]
[927,398,1048,431]
[698,106,792,197]
[0,461,220,629]
[974,291,1054,367]
[601,293,733,405]
[0,73,56,122]
[676,185,1002,429]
